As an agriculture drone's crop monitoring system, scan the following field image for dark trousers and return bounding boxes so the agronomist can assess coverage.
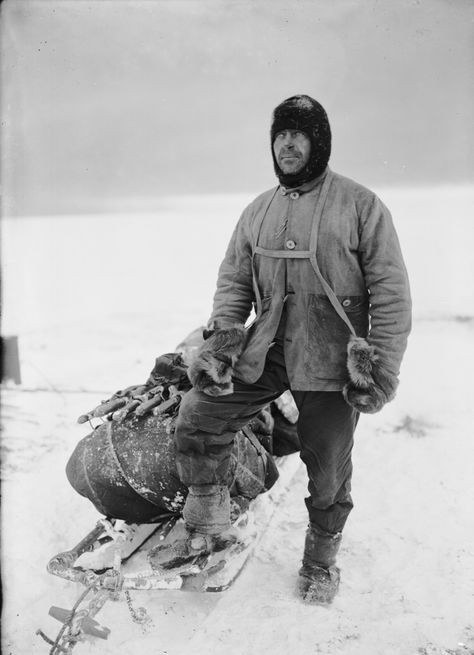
[174,341,359,534]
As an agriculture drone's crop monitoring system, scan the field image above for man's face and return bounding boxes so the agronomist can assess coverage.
[273,129,311,175]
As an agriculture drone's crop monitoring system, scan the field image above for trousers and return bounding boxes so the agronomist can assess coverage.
[174,340,359,534]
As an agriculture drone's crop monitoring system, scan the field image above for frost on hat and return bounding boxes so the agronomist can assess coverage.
[270,94,332,187]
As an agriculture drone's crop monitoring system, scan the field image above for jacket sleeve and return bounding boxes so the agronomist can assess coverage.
[208,209,255,329]
[358,194,412,377]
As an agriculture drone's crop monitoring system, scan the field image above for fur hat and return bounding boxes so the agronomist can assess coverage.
[270,95,331,187]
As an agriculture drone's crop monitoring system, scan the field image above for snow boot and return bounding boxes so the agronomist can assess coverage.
[149,484,237,572]
[148,524,239,572]
[297,524,342,605]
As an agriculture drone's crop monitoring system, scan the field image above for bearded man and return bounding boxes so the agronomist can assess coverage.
[154,94,412,604]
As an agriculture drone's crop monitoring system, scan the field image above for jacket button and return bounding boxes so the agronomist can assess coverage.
[285,239,296,250]
[290,191,299,200]
[342,298,352,307]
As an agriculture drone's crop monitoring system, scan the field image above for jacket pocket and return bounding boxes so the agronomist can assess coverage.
[247,295,272,331]
[305,294,369,379]
[238,294,284,383]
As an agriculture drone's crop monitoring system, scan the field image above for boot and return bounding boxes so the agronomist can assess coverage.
[149,524,238,572]
[149,484,236,572]
[297,523,342,605]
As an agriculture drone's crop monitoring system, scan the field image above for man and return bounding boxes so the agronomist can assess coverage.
[154,94,411,604]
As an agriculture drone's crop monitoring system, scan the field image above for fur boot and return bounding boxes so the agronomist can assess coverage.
[297,524,342,605]
[148,525,239,573]
[343,336,398,414]
[149,484,236,572]
[187,326,246,396]
[182,484,232,534]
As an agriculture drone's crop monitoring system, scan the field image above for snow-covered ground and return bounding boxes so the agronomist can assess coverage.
[2,186,474,655]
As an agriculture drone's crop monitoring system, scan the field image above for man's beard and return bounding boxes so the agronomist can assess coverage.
[277,152,306,175]
[272,145,328,188]
[273,159,313,188]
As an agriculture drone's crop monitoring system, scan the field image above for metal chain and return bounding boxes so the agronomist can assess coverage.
[124,590,154,629]
[94,525,153,630]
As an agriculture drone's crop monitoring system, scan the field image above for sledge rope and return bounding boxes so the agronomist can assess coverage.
[38,521,127,653]
[37,567,126,652]
[36,585,96,654]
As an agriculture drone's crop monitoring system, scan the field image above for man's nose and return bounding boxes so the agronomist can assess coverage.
[282,133,295,147]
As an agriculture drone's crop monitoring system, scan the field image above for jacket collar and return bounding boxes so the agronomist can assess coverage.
[279,167,329,196]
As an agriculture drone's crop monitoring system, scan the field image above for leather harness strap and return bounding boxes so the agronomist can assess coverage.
[251,171,356,337]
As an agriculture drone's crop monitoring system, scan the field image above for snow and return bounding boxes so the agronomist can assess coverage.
[1,186,474,655]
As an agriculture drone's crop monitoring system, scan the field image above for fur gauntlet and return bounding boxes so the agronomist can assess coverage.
[187,326,247,397]
[342,337,398,414]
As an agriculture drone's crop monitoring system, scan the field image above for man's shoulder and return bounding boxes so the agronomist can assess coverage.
[330,170,377,200]
[329,170,385,217]
[330,170,392,222]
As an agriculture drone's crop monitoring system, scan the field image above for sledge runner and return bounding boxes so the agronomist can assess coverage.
[155,95,412,604]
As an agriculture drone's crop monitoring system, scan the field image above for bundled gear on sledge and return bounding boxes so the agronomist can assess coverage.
[66,351,296,525]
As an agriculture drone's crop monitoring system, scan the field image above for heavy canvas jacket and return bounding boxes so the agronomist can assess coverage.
[209,168,412,391]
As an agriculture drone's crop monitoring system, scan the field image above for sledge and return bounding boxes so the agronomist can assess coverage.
[37,341,301,653]
[39,453,300,653]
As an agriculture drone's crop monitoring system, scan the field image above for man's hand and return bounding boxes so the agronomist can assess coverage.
[187,326,247,396]
[343,337,398,414]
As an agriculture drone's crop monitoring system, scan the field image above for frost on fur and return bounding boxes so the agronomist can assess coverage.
[343,336,399,414]
[346,336,377,388]
[187,326,246,397]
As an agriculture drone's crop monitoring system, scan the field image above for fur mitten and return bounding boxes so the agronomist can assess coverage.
[342,337,398,414]
[187,326,246,396]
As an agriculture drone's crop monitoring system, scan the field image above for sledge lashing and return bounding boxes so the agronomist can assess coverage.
[66,399,279,524]
[64,349,299,529]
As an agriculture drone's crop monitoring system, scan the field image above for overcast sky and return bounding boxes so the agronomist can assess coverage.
[2,0,473,215]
